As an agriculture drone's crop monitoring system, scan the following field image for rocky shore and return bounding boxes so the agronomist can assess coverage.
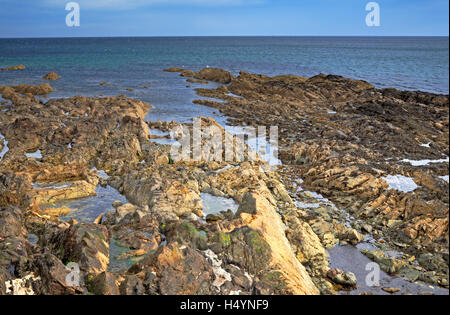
[0,66,448,295]
[184,67,449,292]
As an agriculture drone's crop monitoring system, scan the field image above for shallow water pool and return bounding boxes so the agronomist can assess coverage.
[42,185,128,223]
[201,193,239,216]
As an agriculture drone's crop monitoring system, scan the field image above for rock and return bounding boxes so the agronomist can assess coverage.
[164,221,208,250]
[382,287,401,294]
[180,70,195,77]
[194,68,233,84]
[0,206,32,293]
[338,228,363,245]
[0,65,26,71]
[188,67,449,282]
[361,249,406,274]
[119,274,145,295]
[417,253,446,271]
[43,72,61,81]
[104,203,149,225]
[33,253,80,295]
[187,78,209,85]
[362,224,373,234]
[163,67,185,73]
[285,216,329,278]
[11,83,54,95]
[327,268,357,287]
[0,206,27,239]
[224,227,272,275]
[129,243,215,295]
[206,213,224,223]
[46,223,110,275]
[235,191,320,295]
[86,271,120,295]
[33,179,98,207]
[112,200,123,209]
[399,268,421,282]
[40,206,72,217]
[0,173,33,210]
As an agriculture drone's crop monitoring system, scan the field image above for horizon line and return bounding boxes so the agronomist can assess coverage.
[1,35,449,40]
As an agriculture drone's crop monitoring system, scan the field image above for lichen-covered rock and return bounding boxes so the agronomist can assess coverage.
[164,221,208,250]
[129,243,215,295]
[235,191,320,295]
[223,228,267,272]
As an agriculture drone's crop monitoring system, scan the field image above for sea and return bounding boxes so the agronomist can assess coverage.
[0,36,448,124]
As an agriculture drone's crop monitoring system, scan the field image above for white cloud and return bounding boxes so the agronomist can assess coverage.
[44,0,262,10]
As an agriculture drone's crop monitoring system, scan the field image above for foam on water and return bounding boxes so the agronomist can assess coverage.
[0,132,9,161]
[401,157,449,166]
[383,175,418,193]
[26,149,42,159]
[294,201,321,209]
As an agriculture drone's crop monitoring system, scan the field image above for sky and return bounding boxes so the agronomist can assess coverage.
[0,0,448,37]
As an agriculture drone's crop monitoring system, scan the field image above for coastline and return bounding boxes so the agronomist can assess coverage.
[0,65,448,295]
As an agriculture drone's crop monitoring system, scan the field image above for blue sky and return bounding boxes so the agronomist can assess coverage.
[0,0,448,37]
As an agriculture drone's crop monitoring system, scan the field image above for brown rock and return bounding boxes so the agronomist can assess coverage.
[0,64,26,71]
[43,72,61,81]
[194,68,233,84]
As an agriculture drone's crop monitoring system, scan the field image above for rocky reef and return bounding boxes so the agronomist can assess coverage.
[179,67,449,292]
[0,65,448,295]
[0,79,328,295]
[0,65,26,71]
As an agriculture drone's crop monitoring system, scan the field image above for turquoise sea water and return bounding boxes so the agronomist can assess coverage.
[0,37,448,123]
